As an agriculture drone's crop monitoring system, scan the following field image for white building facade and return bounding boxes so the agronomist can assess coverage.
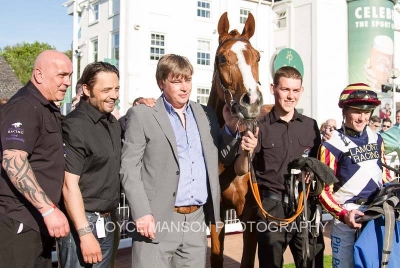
[63,0,400,126]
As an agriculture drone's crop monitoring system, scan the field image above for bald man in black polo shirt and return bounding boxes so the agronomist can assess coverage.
[57,62,121,268]
[0,50,72,268]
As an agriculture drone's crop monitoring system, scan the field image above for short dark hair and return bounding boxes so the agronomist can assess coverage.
[75,78,83,95]
[369,115,380,123]
[80,62,119,100]
[133,97,144,106]
[273,66,302,86]
[382,118,392,124]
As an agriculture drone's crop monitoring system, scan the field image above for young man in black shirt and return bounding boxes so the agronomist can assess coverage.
[0,50,72,267]
[236,66,324,268]
[58,62,121,267]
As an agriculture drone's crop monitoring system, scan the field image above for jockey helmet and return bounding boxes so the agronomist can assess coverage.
[338,83,381,110]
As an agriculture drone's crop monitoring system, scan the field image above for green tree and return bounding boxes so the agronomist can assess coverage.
[0,42,55,85]
[64,49,72,61]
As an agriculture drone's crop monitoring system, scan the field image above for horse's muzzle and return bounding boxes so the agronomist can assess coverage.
[235,91,263,120]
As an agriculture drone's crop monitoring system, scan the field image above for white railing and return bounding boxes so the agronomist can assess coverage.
[117,192,130,240]
[116,193,243,242]
[218,209,243,234]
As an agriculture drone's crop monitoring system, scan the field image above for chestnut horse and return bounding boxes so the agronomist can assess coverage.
[207,12,264,268]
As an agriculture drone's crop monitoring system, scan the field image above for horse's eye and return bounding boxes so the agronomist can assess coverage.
[218,55,227,64]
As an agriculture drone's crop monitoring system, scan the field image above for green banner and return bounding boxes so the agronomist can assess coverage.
[347,0,395,92]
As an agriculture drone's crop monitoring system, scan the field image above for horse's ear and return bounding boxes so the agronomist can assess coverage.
[242,13,255,39]
[218,12,230,36]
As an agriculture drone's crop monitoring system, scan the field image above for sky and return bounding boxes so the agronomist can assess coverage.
[0,0,73,52]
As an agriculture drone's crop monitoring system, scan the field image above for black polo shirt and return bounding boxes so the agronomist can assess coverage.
[0,81,64,234]
[63,99,121,212]
[253,107,321,194]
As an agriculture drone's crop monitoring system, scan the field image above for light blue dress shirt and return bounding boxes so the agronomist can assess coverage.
[162,95,208,206]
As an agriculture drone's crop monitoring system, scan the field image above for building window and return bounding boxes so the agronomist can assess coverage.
[197,88,210,105]
[90,2,99,23]
[91,38,98,62]
[276,10,287,29]
[150,33,165,61]
[197,1,210,18]
[111,32,119,60]
[104,32,119,68]
[240,9,251,24]
[109,0,120,16]
[197,39,211,66]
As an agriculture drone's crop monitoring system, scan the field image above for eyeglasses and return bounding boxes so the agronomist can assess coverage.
[373,124,380,128]
[382,125,391,128]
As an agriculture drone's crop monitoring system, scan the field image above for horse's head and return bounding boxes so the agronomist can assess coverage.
[213,12,263,123]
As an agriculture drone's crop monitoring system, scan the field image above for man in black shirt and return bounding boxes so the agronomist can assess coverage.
[0,50,72,268]
[57,62,121,267]
[236,66,324,268]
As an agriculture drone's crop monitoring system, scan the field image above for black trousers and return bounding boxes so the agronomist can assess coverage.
[257,197,325,268]
[0,213,54,268]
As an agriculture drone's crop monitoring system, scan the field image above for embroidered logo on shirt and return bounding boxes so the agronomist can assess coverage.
[349,143,379,163]
[11,122,22,128]
[8,122,24,134]
[5,122,25,142]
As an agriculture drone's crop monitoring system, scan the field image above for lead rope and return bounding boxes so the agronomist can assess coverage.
[244,120,310,226]
[247,167,310,226]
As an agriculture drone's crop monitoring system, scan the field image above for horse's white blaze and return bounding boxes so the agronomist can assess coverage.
[231,41,258,104]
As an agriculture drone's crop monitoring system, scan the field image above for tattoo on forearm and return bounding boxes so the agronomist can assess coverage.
[77,226,92,237]
[2,150,51,209]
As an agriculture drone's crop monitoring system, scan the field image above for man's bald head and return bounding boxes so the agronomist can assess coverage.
[32,50,72,77]
[325,119,337,128]
[325,119,337,132]
[31,50,73,102]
